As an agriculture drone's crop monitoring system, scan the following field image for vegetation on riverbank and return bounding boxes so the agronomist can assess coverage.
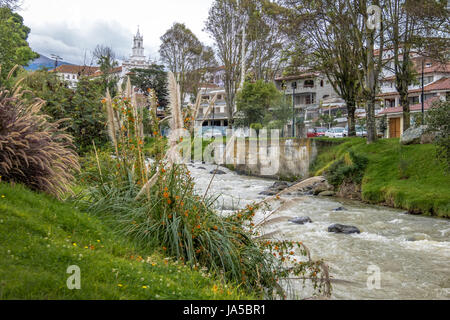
[311,138,450,218]
[0,182,251,299]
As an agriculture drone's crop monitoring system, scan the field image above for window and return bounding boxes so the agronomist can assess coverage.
[304,80,314,88]
[408,96,419,105]
[320,80,324,87]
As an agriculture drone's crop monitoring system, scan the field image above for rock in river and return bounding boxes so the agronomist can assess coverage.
[319,191,335,197]
[289,216,313,225]
[210,169,226,175]
[328,224,361,234]
[333,206,347,211]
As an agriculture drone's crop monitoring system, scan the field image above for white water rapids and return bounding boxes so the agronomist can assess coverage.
[187,162,450,300]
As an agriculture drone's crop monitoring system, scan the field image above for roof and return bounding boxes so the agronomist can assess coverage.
[275,72,321,82]
[90,66,123,78]
[377,96,441,115]
[378,77,450,97]
[382,61,450,81]
[53,65,99,75]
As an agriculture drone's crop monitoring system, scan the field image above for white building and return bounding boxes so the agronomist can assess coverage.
[53,28,153,88]
[121,28,153,78]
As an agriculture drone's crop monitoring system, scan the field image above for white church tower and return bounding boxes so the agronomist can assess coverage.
[122,27,152,77]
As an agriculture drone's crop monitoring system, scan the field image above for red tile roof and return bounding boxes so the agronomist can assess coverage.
[53,65,99,75]
[377,96,441,115]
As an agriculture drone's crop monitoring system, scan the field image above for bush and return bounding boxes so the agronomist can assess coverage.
[426,100,450,171]
[0,69,79,198]
[326,151,368,188]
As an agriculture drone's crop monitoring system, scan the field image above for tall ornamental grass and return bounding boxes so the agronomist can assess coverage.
[80,74,330,298]
[0,66,79,198]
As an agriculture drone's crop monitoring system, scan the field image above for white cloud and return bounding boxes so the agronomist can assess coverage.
[20,0,214,64]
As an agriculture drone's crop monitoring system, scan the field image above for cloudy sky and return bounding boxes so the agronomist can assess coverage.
[20,0,214,65]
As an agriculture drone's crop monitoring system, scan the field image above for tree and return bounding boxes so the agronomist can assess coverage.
[246,0,287,82]
[383,0,449,132]
[129,65,169,108]
[159,23,203,104]
[344,0,385,143]
[426,100,450,171]
[0,0,21,10]
[206,0,247,128]
[280,0,363,137]
[235,80,282,127]
[185,45,218,100]
[93,45,119,94]
[22,71,108,153]
[0,7,37,81]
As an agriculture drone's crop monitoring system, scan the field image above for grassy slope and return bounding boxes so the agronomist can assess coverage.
[311,138,450,218]
[0,183,252,300]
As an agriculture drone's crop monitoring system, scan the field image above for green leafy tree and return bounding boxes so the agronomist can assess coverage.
[23,71,108,153]
[71,77,108,152]
[235,80,282,127]
[0,7,37,81]
[23,69,74,120]
[129,65,168,108]
[426,100,450,171]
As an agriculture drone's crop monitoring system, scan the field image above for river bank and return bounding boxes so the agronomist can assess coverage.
[311,138,450,218]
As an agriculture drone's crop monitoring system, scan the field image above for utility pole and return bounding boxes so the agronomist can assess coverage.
[51,54,63,70]
[291,81,297,137]
[421,58,425,124]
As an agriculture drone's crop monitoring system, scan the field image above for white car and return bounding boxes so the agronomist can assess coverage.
[325,127,347,138]
[202,128,223,139]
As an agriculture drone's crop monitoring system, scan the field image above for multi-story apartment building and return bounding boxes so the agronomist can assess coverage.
[376,51,450,138]
[274,71,346,136]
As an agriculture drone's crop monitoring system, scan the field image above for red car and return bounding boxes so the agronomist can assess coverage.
[307,127,327,138]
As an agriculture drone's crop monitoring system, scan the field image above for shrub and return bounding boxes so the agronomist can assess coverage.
[326,151,368,188]
[426,100,450,171]
[0,68,79,198]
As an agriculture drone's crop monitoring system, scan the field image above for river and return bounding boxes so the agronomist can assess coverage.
[188,162,450,300]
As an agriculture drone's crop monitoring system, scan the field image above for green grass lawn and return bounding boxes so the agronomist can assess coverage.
[311,138,450,218]
[0,182,253,300]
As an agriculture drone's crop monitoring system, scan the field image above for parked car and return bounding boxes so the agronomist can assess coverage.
[202,128,223,139]
[344,125,367,137]
[307,127,327,138]
[325,127,347,138]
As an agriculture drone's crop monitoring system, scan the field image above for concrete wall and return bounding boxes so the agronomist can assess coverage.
[212,138,318,181]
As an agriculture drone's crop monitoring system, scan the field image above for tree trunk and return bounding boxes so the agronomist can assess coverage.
[400,93,410,132]
[347,101,357,136]
[366,97,377,143]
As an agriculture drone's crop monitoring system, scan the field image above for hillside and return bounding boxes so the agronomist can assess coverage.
[311,138,450,218]
[25,54,74,71]
[0,183,250,300]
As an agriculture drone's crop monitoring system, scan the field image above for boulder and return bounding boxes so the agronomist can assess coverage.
[400,125,429,145]
[332,206,348,212]
[259,190,277,196]
[313,182,333,195]
[271,181,290,191]
[210,169,227,175]
[328,224,360,234]
[289,216,313,225]
[319,191,335,197]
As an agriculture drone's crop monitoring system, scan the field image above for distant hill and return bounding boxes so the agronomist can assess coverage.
[25,54,75,71]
